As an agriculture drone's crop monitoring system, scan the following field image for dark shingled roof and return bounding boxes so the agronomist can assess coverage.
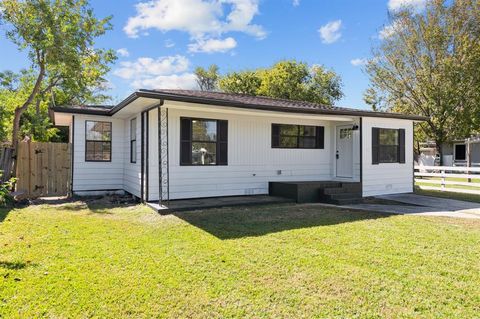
[154,89,352,111]
[52,89,427,121]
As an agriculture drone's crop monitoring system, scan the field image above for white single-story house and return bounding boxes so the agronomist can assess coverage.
[52,89,425,207]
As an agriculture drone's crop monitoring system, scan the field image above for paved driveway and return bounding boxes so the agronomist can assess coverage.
[344,193,480,219]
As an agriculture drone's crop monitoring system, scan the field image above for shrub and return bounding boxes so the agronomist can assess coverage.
[0,172,16,207]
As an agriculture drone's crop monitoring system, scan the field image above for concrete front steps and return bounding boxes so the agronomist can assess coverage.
[319,183,362,205]
[269,181,362,205]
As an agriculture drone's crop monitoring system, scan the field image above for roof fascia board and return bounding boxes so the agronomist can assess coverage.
[135,89,427,121]
[52,89,427,121]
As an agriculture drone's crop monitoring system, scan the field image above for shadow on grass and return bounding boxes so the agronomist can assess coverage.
[85,201,138,215]
[174,204,393,239]
[0,261,36,270]
[0,206,14,223]
[30,195,139,215]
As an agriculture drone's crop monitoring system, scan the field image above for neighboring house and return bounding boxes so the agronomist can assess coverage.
[418,137,480,167]
[51,89,425,205]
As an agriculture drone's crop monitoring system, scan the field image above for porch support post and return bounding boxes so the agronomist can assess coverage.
[140,111,145,202]
[157,100,168,206]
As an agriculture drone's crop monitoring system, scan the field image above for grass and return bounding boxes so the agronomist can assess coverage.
[416,177,480,191]
[415,187,480,203]
[1,201,480,318]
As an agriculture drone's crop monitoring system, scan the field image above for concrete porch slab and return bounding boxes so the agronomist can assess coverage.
[146,195,294,213]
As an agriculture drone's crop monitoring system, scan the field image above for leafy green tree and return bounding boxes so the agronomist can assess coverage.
[1,70,57,142]
[365,0,480,157]
[219,60,343,104]
[0,0,116,147]
[363,87,383,112]
[219,70,262,95]
[194,65,219,91]
[258,61,310,101]
[304,64,344,105]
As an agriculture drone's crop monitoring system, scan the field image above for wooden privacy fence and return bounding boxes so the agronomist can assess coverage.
[16,142,71,198]
[414,165,480,195]
[0,147,15,182]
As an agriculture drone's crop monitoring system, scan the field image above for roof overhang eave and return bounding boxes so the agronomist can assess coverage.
[51,89,428,121]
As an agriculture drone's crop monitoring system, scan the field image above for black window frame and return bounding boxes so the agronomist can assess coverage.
[372,127,405,164]
[85,120,112,162]
[271,124,324,149]
[130,118,137,163]
[180,117,228,166]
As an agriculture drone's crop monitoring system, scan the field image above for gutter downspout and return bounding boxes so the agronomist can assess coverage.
[359,117,363,197]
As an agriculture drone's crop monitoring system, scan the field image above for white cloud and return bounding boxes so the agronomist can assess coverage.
[165,39,175,48]
[114,55,190,79]
[318,20,342,44]
[132,73,198,90]
[188,37,237,53]
[379,20,404,39]
[124,0,265,40]
[116,48,130,57]
[113,55,196,89]
[388,0,426,11]
[114,55,197,89]
[292,0,300,6]
[350,58,368,66]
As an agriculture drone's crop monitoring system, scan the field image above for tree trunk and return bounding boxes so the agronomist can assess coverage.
[10,63,45,180]
[435,141,444,166]
[11,66,45,150]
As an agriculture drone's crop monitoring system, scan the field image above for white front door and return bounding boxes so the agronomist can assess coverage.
[336,125,353,178]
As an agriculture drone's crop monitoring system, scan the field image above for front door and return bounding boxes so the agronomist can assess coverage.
[336,125,353,178]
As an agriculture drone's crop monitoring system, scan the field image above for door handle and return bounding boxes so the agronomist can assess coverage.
[336,151,339,159]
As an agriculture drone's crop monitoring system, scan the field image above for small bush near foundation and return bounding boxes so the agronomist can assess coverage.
[0,172,16,207]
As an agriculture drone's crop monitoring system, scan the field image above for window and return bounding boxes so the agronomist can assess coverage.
[85,121,112,162]
[271,124,324,149]
[180,118,228,166]
[372,127,405,164]
[130,118,137,163]
[454,144,466,161]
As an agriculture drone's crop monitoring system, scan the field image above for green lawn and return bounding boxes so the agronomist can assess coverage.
[415,187,480,203]
[1,201,480,318]
[415,176,480,191]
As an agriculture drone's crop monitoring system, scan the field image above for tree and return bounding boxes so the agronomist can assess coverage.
[0,0,116,148]
[304,64,344,105]
[219,60,344,104]
[365,0,480,158]
[194,64,219,91]
[0,69,111,143]
[363,87,383,112]
[219,70,262,95]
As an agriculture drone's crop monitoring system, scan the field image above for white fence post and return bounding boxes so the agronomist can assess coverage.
[414,165,480,195]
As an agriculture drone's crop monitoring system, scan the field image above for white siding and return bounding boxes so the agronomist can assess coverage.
[72,115,125,192]
[362,117,414,197]
[70,106,416,200]
[152,108,339,201]
[123,116,141,197]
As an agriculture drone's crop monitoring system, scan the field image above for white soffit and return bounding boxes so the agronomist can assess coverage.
[54,112,73,126]
[113,97,160,119]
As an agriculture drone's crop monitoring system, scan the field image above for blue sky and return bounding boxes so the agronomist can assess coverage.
[0,0,426,109]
